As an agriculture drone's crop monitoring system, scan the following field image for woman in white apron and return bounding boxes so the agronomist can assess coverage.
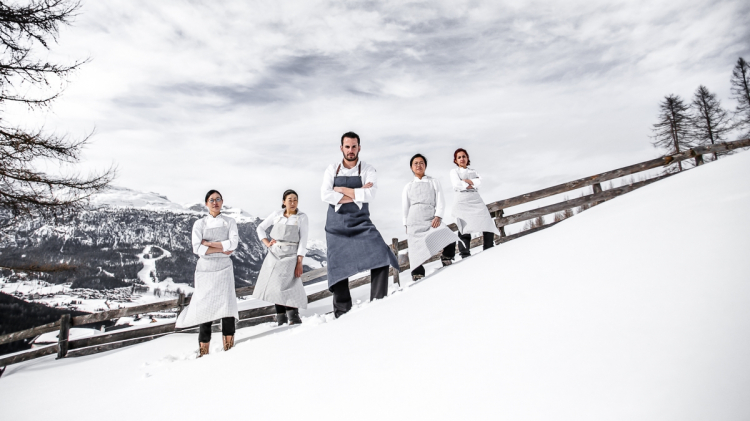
[402,154,459,281]
[253,189,308,326]
[176,189,240,357]
[448,148,500,260]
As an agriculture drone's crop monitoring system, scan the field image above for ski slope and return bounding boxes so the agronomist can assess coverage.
[2,152,750,420]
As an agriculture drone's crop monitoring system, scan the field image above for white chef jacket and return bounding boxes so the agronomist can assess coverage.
[450,167,483,192]
[320,160,378,212]
[255,209,309,257]
[192,214,239,255]
[401,175,446,225]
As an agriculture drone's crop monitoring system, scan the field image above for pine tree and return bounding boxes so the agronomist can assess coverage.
[690,85,733,160]
[0,1,114,230]
[652,94,693,172]
[730,57,750,138]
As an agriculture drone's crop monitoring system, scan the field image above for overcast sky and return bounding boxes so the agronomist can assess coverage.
[8,0,750,242]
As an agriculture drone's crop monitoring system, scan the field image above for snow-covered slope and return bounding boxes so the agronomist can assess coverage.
[2,152,749,420]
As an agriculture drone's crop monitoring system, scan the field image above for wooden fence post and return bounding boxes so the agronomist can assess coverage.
[495,209,507,238]
[391,238,400,286]
[695,154,704,166]
[176,292,185,316]
[57,314,70,359]
[592,182,604,205]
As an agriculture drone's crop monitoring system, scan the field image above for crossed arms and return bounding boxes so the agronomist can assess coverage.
[320,163,378,206]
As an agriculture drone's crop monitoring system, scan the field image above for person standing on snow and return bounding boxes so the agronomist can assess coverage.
[446,148,500,260]
[253,189,309,326]
[176,190,239,357]
[321,132,399,318]
[401,153,458,281]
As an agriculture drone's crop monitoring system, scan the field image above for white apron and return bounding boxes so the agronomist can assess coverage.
[451,169,501,236]
[252,217,308,309]
[175,222,239,328]
[407,182,459,268]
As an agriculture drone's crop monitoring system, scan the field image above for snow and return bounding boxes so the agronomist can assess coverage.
[89,185,256,221]
[90,186,190,212]
[0,280,69,297]
[2,152,750,420]
[33,328,101,345]
[135,245,194,296]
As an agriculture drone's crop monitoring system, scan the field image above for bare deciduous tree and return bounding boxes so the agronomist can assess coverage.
[0,0,114,232]
[730,57,750,139]
[690,85,733,160]
[652,94,693,172]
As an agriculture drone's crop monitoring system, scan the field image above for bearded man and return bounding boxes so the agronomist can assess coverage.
[320,131,399,318]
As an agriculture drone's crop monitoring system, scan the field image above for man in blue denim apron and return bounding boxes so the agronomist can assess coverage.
[321,132,399,318]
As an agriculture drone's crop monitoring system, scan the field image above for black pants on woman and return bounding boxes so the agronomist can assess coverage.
[198,317,236,343]
[275,304,298,313]
[411,232,495,277]
[411,243,459,277]
[444,231,495,259]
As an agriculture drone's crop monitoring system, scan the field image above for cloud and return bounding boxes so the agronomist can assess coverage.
[8,0,749,242]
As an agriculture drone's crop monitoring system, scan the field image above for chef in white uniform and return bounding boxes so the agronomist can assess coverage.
[176,189,239,357]
[321,132,399,318]
[447,148,500,260]
[253,189,309,325]
[401,153,458,281]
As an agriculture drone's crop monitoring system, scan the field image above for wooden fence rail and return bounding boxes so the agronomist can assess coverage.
[1,139,748,371]
[486,138,750,213]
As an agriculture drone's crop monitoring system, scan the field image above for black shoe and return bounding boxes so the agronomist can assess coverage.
[412,274,424,282]
[287,308,302,325]
[276,312,288,326]
[441,259,452,267]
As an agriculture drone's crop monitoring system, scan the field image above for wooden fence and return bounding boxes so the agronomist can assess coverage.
[1,138,748,372]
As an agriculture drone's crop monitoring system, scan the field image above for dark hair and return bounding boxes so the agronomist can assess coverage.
[453,148,470,166]
[341,131,360,145]
[281,189,298,208]
[410,153,427,168]
[205,189,222,203]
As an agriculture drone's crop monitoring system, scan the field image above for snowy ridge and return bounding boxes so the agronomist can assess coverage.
[2,153,749,420]
[91,185,256,222]
[90,186,190,213]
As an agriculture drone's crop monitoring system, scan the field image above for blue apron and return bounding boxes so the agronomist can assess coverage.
[325,163,399,288]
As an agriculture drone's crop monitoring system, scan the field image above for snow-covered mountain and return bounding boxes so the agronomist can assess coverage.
[0,186,326,295]
[90,185,257,222]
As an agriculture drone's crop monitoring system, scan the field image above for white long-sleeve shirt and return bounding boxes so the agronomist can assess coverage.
[255,209,309,257]
[192,213,239,256]
[450,167,483,192]
[320,160,378,212]
[401,175,446,225]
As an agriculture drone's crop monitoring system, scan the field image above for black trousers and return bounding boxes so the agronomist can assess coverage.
[275,304,297,313]
[411,243,457,276]
[198,317,236,343]
[329,265,389,318]
[442,232,495,259]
